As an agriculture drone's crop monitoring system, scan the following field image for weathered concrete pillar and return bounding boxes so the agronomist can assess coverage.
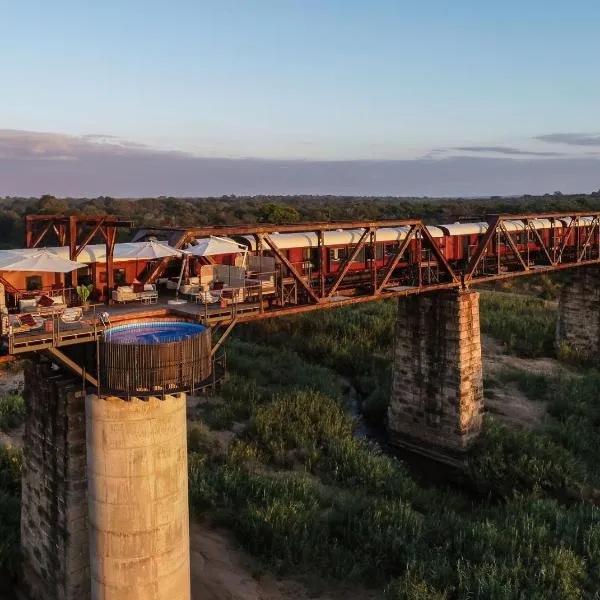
[21,359,90,600]
[86,393,190,600]
[556,266,600,360]
[388,289,484,455]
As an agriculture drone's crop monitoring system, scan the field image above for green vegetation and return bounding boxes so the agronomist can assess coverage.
[3,191,600,247]
[0,393,25,432]
[186,288,600,599]
[479,292,557,357]
[0,445,21,580]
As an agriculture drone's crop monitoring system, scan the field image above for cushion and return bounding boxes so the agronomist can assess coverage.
[19,298,37,309]
[38,295,55,307]
[144,284,155,292]
[52,296,65,305]
[18,313,37,327]
[189,277,200,284]
[119,286,133,293]
[133,283,145,293]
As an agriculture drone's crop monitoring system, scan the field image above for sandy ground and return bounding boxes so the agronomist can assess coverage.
[190,522,376,600]
[481,333,570,428]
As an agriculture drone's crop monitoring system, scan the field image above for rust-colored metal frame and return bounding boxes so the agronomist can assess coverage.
[463,212,600,284]
[25,214,133,295]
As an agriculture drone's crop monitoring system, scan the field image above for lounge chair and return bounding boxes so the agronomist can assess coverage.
[60,307,84,330]
[10,313,44,334]
[195,285,221,304]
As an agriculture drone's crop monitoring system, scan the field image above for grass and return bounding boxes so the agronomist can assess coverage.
[186,285,600,598]
[0,394,25,431]
[479,292,557,357]
[0,446,21,579]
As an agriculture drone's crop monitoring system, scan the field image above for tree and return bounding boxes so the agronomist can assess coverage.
[257,203,300,224]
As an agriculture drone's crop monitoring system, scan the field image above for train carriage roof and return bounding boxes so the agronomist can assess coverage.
[240,225,444,250]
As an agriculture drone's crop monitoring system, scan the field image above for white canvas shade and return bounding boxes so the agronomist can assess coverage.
[0,249,84,273]
[118,240,182,260]
[186,236,247,257]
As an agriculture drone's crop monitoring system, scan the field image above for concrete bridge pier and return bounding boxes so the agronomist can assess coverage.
[556,266,600,360]
[86,392,190,600]
[388,289,484,457]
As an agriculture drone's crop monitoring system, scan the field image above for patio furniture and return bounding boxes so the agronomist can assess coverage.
[194,285,222,304]
[111,284,158,304]
[60,307,84,330]
[9,313,44,334]
[19,294,68,316]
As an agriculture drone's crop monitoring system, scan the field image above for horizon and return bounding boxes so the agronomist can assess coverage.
[2,1,599,196]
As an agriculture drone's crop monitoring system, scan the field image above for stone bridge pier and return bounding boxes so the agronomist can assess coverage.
[556,266,600,360]
[19,357,191,600]
[388,289,484,457]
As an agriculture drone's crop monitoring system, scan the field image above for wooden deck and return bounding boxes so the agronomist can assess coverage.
[7,297,263,354]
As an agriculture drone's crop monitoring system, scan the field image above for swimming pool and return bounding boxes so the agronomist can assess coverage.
[104,321,206,345]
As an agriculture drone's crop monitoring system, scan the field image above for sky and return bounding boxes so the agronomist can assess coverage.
[1,0,599,197]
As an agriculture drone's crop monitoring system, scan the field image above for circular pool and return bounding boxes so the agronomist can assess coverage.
[100,320,212,395]
[104,321,206,344]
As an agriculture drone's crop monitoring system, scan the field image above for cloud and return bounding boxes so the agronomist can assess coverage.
[0,128,599,197]
[535,133,600,147]
[454,146,563,157]
[0,129,189,161]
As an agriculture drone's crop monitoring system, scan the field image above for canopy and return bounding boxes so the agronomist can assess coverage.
[186,236,246,257]
[118,240,181,260]
[0,249,84,273]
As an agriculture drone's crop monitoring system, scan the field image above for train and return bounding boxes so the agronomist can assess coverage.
[195,217,598,288]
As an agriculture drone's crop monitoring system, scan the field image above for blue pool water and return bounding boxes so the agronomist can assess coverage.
[104,321,206,345]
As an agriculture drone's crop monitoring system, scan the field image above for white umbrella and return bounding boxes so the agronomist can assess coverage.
[118,240,182,260]
[186,236,247,257]
[0,249,84,273]
[175,237,247,297]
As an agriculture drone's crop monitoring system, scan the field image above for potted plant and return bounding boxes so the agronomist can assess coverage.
[76,283,94,308]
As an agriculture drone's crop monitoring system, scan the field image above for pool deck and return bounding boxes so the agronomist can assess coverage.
[7,296,263,354]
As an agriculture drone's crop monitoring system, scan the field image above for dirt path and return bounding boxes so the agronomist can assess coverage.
[190,521,376,600]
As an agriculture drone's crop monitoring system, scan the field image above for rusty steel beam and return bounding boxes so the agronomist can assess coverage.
[375,225,416,294]
[556,217,579,263]
[498,222,529,272]
[144,230,191,284]
[526,220,554,266]
[152,219,424,239]
[577,217,599,262]
[326,228,370,297]
[211,318,237,357]
[318,230,326,298]
[463,216,500,283]
[419,225,459,282]
[73,220,106,259]
[262,233,320,303]
[30,222,54,249]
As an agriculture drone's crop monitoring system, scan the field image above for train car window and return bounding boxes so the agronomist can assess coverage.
[385,243,399,256]
[353,248,366,263]
[329,248,347,262]
[25,275,42,291]
[310,248,319,267]
[462,236,469,259]
[518,232,527,244]
[302,247,311,261]
[376,244,384,260]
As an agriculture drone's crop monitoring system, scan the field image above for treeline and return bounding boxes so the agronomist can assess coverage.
[2,191,600,248]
